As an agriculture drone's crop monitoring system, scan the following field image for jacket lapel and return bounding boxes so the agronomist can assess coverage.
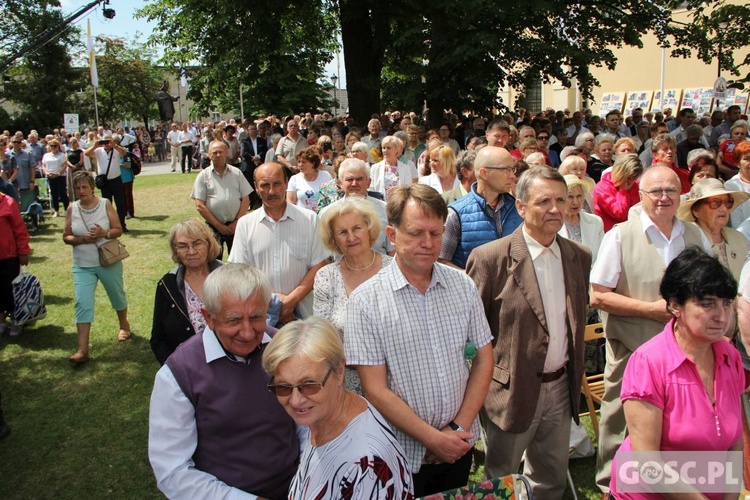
[509,228,549,333]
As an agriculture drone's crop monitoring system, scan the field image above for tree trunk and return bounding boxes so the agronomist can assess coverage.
[339,0,388,124]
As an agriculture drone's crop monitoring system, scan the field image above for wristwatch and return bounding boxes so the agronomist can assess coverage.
[448,420,465,432]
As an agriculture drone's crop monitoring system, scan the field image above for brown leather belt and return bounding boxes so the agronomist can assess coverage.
[541,364,567,383]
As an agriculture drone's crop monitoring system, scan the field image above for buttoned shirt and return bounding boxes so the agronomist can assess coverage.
[228,203,328,319]
[28,143,44,165]
[345,261,492,472]
[178,130,196,146]
[190,164,252,223]
[9,149,34,189]
[149,328,274,500]
[591,212,710,288]
[522,228,567,372]
[669,125,709,148]
[93,147,122,179]
[276,135,307,167]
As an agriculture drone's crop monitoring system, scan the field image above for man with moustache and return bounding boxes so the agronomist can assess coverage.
[485,120,511,149]
[228,163,328,324]
[466,167,591,497]
[591,166,711,494]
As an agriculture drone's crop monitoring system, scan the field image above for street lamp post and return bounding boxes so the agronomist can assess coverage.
[331,74,338,116]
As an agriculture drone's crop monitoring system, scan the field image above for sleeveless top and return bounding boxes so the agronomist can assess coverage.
[71,198,110,267]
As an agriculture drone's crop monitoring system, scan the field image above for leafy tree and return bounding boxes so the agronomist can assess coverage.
[0,1,82,133]
[137,0,338,118]
[76,36,164,127]
[667,1,750,87]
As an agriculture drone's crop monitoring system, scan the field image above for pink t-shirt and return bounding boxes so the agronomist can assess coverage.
[610,320,743,499]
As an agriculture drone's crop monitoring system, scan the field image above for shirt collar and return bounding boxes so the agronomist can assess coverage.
[639,211,685,240]
[202,326,272,364]
[387,258,441,292]
[260,203,293,222]
[522,225,561,260]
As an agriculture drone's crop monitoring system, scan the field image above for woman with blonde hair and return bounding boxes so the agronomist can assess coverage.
[418,144,459,194]
[150,218,223,364]
[314,197,393,394]
[263,316,413,499]
[593,154,643,231]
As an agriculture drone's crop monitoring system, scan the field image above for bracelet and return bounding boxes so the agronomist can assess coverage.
[448,420,465,432]
[106,230,111,239]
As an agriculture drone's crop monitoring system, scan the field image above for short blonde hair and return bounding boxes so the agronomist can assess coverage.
[429,145,457,176]
[558,155,587,176]
[318,198,381,254]
[168,217,221,264]
[262,317,345,377]
[381,135,403,150]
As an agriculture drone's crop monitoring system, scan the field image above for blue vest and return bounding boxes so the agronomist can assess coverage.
[449,185,522,268]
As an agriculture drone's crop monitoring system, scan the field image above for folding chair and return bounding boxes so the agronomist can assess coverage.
[580,322,605,442]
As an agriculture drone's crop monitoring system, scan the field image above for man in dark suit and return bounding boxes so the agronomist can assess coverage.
[240,122,268,209]
[466,167,591,498]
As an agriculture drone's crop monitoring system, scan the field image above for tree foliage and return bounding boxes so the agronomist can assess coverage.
[76,36,164,127]
[0,1,82,132]
[667,1,750,87]
[137,0,338,118]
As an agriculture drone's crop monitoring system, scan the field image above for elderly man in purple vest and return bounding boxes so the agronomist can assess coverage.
[148,264,298,499]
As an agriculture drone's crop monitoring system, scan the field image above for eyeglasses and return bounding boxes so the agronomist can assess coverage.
[12,141,22,144]
[703,197,734,210]
[485,165,519,175]
[537,135,550,140]
[639,188,679,198]
[267,368,333,397]
[175,240,207,253]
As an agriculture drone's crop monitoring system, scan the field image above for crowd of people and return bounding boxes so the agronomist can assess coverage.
[3,102,750,498]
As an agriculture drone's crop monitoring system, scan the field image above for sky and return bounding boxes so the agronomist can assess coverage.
[60,0,346,87]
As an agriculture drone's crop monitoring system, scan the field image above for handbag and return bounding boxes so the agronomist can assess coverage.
[12,268,47,326]
[76,202,130,267]
[95,149,114,189]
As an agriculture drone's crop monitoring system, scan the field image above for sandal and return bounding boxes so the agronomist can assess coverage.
[117,329,132,342]
[69,351,90,365]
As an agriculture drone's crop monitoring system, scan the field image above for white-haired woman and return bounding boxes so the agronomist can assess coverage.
[314,198,393,394]
[559,175,604,262]
[263,317,413,499]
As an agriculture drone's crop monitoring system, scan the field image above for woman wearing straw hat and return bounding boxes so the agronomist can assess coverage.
[677,177,750,279]
[559,174,605,263]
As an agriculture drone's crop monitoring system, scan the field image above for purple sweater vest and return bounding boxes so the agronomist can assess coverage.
[166,333,298,499]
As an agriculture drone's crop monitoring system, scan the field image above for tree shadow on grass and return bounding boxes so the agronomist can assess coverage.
[123,229,167,237]
[135,215,169,222]
[44,295,73,305]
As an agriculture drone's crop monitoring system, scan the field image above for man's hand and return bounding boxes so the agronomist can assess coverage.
[277,294,298,324]
[424,427,473,464]
[649,298,672,323]
[19,254,29,266]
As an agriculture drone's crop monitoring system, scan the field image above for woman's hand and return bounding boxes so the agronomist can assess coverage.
[88,223,105,240]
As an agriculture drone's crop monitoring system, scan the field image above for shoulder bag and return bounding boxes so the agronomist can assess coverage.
[95,149,114,190]
[76,201,129,267]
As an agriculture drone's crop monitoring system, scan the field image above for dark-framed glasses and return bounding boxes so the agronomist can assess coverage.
[267,368,333,397]
[639,188,679,198]
[485,165,519,175]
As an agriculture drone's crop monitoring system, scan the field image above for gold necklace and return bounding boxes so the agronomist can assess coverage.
[343,251,376,271]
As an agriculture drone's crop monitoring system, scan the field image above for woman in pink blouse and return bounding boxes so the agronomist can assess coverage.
[593,154,643,232]
[610,247,743,499]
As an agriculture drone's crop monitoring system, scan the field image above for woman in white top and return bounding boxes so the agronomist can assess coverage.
[558,175,604,262]
[369,135,417,200]
[42,139,69,217]
[419,144,459,194]
[63,171,131,365]
[287,146,332,212]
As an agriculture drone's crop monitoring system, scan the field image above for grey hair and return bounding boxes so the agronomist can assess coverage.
[262,317,345,377]
[456,149,476,173]
[574,132,595,149]
[202,264,272,315]
[338,158,370,181]
[595,134,616,147]
[515,166,566,204]
[351,141,370,154]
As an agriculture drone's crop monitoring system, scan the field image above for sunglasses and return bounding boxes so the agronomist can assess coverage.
[267,368,333,397]
[703,197,734,210]
[537,135,550,140]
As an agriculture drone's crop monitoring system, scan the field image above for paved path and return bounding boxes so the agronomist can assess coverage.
[139,159,202,176]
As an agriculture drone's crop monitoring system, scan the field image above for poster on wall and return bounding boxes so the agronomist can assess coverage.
[681,88,704,111]
[695,88,714,116]
[734,93,749,113]
[651,89,682,112]
[625,91,652,114]
[599,92,625,113]
[714,88,749,113]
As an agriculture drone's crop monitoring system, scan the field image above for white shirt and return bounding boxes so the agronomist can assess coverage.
[228,203,329,318]
[167,130,181,147]
[178,130,196,146]
[93,147,122,179]
[669,125,709,148]
[148,329,272,500]
[522,228,567,372]
[591,211,710,288]
[725,174,750,229]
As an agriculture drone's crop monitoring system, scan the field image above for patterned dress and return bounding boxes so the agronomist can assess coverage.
[289,401,414,500]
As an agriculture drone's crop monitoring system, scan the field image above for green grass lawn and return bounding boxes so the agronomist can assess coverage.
[0,172,603,499]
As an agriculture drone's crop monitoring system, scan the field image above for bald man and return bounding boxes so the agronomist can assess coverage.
[228,163,329,324]
[439,146,523,269]
[590,166,711,493]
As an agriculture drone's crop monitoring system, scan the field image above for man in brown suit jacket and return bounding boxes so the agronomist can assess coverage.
[467,166,592,497]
